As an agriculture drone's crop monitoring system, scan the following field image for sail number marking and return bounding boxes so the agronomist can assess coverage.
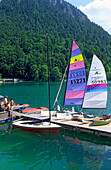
[71,78,86,84]
[70,71,85,78]
[92,80,106,84]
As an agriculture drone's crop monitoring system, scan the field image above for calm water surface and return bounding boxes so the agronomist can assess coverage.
[0,82,111,170]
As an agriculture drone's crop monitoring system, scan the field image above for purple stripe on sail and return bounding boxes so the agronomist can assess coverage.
[64,98,83,105]
[71,48,81,58]
[87,84,107,88]
[86,86,107,92]
[69,60,85,71]
[86,84,107,92]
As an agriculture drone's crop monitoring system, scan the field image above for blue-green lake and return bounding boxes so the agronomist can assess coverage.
[0,82,111,170]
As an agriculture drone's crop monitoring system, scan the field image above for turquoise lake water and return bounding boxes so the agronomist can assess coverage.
[0,82,111,170]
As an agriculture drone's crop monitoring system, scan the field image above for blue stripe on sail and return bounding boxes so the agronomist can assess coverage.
[86,89,107,93]
[71,48,81,58]
[64,98,83,105]
[66,81,86,92]
[66,68,86,92]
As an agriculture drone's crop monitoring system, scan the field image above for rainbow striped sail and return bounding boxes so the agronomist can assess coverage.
[64,41,86,106]
[82,54,107,108]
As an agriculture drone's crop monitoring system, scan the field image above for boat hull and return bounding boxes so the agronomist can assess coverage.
[13,121,61,133]
[93,117,111,126]
[13,104,30,111]
[22,107,48,114]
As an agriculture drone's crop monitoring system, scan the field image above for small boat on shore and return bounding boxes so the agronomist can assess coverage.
[93,115,111,126]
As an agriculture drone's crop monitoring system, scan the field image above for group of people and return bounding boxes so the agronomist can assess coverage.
[0,96,15,112]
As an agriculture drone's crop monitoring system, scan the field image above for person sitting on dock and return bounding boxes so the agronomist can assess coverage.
[10,98,15,110]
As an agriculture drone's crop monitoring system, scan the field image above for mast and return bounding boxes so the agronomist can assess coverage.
[62,41,73,108]
[46,34,51,121]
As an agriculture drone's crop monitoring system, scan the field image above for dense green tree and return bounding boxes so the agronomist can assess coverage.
[41,65,48,81]
[34,70,39,81]
[51,67,62,81]
[0,74,2,81]
[0,0,111,81]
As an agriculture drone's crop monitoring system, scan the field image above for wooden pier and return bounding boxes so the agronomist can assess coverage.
[0,111,111,138]
[52,118,111,138]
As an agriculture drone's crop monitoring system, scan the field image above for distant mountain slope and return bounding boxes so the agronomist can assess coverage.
[49,0,88,21]
[0,0,111,81]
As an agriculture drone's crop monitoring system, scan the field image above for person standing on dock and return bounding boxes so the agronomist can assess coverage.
[4,96,8,108]
[5,102,11,117]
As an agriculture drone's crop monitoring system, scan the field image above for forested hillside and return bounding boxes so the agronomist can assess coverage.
[0,0,111,81]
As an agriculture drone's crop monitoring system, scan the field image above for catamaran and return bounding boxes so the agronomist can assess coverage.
[82,54,109,125]
[82,54,108,124]
[52,41,87,120]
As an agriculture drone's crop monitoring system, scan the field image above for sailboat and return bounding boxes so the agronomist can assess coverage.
[12,36,61,133]
[52,41,87,120]
[63,41,86,120]
[82,54,108,124]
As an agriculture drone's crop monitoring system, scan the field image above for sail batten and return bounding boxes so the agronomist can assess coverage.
[82,54,107,109]
[64,41,86,106]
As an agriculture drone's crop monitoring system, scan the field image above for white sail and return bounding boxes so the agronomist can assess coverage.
[82,54,107,109]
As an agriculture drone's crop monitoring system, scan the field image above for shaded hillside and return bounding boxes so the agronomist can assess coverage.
[0,0,111,81]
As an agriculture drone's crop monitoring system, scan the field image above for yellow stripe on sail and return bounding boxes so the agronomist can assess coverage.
[70,54,83,64]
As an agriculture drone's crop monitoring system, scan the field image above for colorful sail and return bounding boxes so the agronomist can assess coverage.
[64,41,86,105]
[82,54,107,109]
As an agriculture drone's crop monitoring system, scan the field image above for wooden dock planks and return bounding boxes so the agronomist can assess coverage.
[0,111,111,137]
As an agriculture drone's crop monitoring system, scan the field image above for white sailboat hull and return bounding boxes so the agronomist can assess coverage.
[13,120,61,133]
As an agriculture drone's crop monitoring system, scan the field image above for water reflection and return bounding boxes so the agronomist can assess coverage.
[63,130,111,170]
[65,136,83,169]
[82,141,104,170]
[0,124,111,170]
